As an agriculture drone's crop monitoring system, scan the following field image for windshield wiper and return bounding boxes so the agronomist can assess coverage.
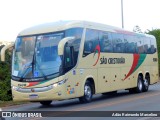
[19,50,36,81]
[19,40,48,81]
[19,62,32,81]
[19,56,48,82]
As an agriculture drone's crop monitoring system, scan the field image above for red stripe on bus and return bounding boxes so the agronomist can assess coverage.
[26,82,39,87]
[124,54,140,80]
[93,45,101,66]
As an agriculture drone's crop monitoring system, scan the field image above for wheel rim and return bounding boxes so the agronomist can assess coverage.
[84,85,91,99]
[138,79,142,91]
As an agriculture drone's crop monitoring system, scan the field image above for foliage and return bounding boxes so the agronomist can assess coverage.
[0,45,12,101]
[133,25,143,33]
[146,29,160,74]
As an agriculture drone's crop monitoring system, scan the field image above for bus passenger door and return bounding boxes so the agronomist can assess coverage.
[63,46,80,98]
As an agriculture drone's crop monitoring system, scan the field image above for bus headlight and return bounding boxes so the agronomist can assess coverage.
[12,86,19,91]
[53,83,58,87]
[52,79,67,88]
[58,79,67,85]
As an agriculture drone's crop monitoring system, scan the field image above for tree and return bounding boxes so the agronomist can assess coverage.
[0,45,12,101]
[133,25,143,33]
[146,29,160,74]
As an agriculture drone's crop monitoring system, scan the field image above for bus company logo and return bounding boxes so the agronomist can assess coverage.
[93,45,101,66]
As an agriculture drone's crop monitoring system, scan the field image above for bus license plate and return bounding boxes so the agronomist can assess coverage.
[29,94,38,99]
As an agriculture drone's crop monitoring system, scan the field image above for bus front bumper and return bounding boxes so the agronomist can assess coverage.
[12,85,66,102]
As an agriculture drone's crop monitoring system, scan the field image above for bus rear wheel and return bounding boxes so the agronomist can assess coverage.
[79,81,93,103]
[142,75,150,92]
[40,101,52,106]
[135,75,143,93]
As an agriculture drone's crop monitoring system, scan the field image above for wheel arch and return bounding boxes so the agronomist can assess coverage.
[82,76,96,95]
[138,72,144,80]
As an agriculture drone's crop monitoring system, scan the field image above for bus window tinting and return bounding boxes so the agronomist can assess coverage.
[112,33,124,53]
[83,29,99,57]
[143,37,151,54]
[65,28,83,66]
[124,35,137,53]
[99,32,113,52]
[83,29,157,55]
[150,38,157,54]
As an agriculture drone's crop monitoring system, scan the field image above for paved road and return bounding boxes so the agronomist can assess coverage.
[1,82,160,120]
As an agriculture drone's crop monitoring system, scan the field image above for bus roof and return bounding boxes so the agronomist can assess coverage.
[18,20,155,39]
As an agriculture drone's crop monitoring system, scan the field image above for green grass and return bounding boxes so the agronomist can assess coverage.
[0,101,30,107]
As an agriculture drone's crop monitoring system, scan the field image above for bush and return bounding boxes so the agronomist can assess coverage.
[0,46,12,101]
[146,29,160,74]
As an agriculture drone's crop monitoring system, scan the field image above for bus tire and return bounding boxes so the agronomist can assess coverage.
[135,75,143,93]
[40,101,52,106]
[79,81,93,103]
[142,75,150,92]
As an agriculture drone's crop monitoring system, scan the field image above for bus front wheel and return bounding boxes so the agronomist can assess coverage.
[79,81,93,103]
[40,101,52,106]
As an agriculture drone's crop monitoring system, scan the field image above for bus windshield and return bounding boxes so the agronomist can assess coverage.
[12,28,83,82]
[12,33,64,81]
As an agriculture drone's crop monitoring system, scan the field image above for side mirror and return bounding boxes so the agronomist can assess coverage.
[0,43,14,61]
[58,37,75,55]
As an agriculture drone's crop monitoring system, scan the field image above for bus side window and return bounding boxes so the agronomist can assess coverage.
[112,33,124,53]
[137,36,144,54]
[65,28,83,66]
[83,29,99,57]
[99,32,113,52]
[150,38,157,54]
[143,37,150,54]
[84,41,93,53]
[124,35,137,54]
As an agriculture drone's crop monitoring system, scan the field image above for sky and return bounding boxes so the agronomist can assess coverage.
[0,0,160,41]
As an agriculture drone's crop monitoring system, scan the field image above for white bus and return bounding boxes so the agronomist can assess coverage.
[1,21,159,105]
